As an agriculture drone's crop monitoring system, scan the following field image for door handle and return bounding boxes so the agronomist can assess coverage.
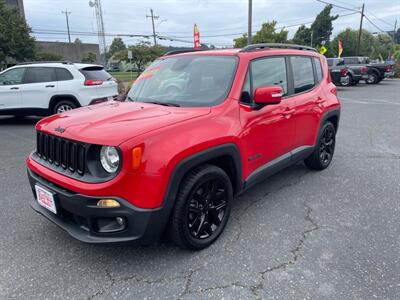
[282,109,295,115]
[315,98,326,104]
[45,85,55,88]
[10,87,19,90]
[282,108,295,118]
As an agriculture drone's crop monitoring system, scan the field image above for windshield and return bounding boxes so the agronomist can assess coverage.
[127,55,238,107]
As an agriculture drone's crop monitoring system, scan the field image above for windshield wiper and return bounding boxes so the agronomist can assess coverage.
[146,101,180,107]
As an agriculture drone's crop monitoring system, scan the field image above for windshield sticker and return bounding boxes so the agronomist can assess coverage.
[136,66,161,82]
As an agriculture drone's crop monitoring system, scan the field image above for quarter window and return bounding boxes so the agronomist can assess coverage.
[314,57,323,82]
[55,68,73,81]
[0,68,25,85]
[24,67,56,83]
[291,56,315,93]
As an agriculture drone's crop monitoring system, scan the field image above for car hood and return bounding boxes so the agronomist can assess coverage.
[36,101,211,145]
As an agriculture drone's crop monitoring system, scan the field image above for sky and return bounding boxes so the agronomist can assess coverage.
[24,0,400,48]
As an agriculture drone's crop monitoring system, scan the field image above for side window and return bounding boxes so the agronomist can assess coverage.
[291,56,315,94]
[55,68,73,81]
[24,67,56,84]
[251,57,288,95]
[314,57,323,82]
[0,68,25,85]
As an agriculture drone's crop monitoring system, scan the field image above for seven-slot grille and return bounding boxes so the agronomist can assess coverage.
[36,131,86,175]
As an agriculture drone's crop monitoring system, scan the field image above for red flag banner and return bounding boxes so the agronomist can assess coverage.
[194,23,200,49]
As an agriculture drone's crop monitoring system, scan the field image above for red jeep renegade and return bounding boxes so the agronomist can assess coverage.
[27,44,340,250]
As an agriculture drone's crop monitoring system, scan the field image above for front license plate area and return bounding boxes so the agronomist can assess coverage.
[35,185,57,214]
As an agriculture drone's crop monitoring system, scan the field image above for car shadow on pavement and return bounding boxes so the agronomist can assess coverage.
[0,116,41,125]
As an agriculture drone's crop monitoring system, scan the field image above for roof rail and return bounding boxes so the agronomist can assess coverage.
[163,49,206,56]
[240,43,317,53]
[16,61,74,66]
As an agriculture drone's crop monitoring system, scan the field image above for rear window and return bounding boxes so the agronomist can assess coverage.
[79,67,111,81]
[291,56,315,94]
[24,67,56,83]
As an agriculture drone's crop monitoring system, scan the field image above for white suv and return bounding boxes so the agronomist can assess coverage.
[0,62,118,116]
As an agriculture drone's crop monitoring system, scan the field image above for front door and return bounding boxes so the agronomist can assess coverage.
[0,68,25,110]
[239,56,296,179]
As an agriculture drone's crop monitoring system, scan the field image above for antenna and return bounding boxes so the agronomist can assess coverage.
[89,0,106,65]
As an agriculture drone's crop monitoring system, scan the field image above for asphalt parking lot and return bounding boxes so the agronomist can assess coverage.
[1,80,399,300]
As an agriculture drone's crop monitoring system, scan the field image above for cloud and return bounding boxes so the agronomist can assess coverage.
[24,0,398,47]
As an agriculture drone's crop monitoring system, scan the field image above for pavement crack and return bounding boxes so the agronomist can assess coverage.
[261,202,320,278]
[184,281,263,299]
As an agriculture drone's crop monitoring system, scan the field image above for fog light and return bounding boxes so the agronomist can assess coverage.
[116,217,125,226]
[97,199,120,208]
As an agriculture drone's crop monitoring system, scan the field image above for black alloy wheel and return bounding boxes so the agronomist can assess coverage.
[304,121,336,170]
[169,164,233,250]
[187,178,228,239]
[319,124,335,167]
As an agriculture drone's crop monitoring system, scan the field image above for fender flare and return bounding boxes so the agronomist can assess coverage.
[316,108,341,141]
[158,143,243,222]
[49,94,81,111]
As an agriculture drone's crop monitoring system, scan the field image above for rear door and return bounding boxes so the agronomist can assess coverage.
[289,56,324,149]
[20,67,58,109]
[0,68,25,110]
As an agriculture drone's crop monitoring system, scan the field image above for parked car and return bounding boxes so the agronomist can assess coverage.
[329,65,350,86]
[342,56,394,84]
[27,44,341,250]
[0,62,119,116]
[327,57,368,86]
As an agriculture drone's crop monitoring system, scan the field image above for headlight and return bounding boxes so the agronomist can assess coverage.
[100,146,120,173]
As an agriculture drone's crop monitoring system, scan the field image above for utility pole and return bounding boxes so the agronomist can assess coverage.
[356,3,365,56]
[310,30,313,47]
[147,9,159,46]
[61,10,72,43]
[247,0,252,45]
[389,19,397,59]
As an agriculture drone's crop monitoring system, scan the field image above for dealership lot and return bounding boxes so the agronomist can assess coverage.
[0,80,399,299]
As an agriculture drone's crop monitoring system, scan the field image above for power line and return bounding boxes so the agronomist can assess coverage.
[364,14,390,34]
[61,10,71,43]
[315,0,361,13]
[365,10,395,28]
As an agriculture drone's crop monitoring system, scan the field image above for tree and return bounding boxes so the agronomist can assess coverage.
[394,28,400,44]
[310,4,338,46]
[82,52,97,63]
[107,37,126,59]
[35,52,64,61]
[0,0,36,67]
[74,38,82,44]
[331,28,375,57]
[292,25,312,46]
[113,42,164,72]
[371,33,393,60]
[234,21,288,48]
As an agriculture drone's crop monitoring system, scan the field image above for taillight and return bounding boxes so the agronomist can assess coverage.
[359,66,368,74]
[340,68,348,76]
[84,79,103,86]
[385,65,392,72]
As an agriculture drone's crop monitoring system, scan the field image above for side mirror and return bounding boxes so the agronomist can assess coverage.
[253,86,283,105]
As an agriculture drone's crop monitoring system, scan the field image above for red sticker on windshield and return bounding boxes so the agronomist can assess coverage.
[136,66,161,82]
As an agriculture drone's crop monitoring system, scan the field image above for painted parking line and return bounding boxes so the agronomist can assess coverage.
[339,97,400,106]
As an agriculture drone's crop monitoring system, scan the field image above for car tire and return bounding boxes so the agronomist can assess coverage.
[304,121,336,171]
[351,79,359,86]
[366,72,378,84]
[53,100,77,114]
[341,74,352,86]
[168,164,233,250]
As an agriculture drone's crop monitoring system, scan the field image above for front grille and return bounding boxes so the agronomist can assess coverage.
[36,131,86,176]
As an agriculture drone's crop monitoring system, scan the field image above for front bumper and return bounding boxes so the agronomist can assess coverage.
[28,169,168,244]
